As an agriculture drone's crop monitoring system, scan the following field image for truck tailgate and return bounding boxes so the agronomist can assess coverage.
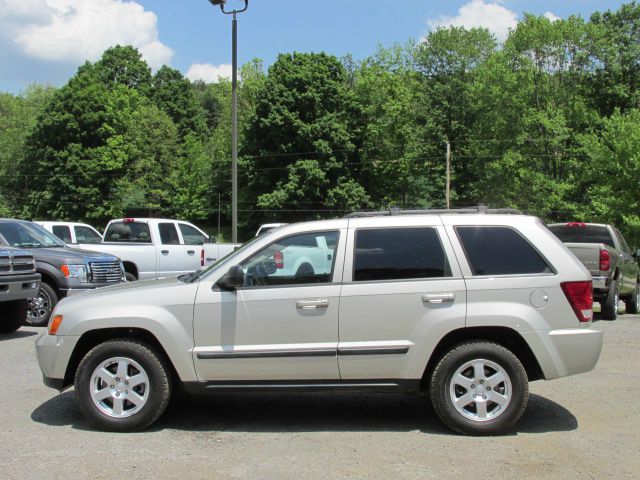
[564,242,606,276]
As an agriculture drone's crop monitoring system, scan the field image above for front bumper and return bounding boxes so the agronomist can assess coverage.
[522,327,603,380]
[35,333,80,391]
[0,273,40,301]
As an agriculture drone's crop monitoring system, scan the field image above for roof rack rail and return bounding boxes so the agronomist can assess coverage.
[343,206,522,218]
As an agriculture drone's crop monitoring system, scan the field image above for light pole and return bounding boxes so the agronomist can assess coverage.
[207,0,248,243]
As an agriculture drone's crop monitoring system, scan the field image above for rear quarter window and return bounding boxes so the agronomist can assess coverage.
[456,226,552,276]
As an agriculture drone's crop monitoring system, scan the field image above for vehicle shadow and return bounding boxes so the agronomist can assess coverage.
[0,330,37,341]
[31,391,577,435]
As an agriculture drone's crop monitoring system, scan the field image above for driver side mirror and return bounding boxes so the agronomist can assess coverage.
[216,265,244,290]
[634,248,640,259]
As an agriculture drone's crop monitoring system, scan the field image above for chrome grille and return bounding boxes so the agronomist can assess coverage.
[90,262,124,283]
[0,252,35,275]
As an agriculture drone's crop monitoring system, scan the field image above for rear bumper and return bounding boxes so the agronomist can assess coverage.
[522,328,603,380]
[0,273,40,301]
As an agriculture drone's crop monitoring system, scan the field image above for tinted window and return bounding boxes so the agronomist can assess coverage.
[457,226,552,276]
[548,224,614,248]
[104,222,151,243]
[52,225,72,243]
[353,228,450,282]
[179,223,207,245]
[159,223,180,245]
[241,231,338,287]
[75,226,102,244]
[0,222,65,248]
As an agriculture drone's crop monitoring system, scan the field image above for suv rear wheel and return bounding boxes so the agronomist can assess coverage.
[75,339,171,431]
[430,341,528,435]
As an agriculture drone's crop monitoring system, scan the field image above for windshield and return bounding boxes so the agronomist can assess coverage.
[0,221,66,248]
[548,224,615,248]
[179,235,263,283]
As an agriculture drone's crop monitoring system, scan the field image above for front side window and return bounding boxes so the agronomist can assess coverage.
[241,231,339,287]
[104,222,151,243]
[52,225,72,243]
[353,227,450,282]
[75,226,102,244]
[0,222,65,248]
[456,226,552,276]
[179,223,207,246]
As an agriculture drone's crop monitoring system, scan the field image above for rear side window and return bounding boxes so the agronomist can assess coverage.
[104,222,151,243]
[353,228,450,282]
[456,226,552,276]
[158,223,180,245]
[52,225,72,243]
[75,226,102,244]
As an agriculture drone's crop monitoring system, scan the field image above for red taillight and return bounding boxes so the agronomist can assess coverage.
[566,222,586,228]
[561,281,593,322]
[599,249,610,271]
[274,251,284,269]
[201,248,205,267]
[123,218,135,224]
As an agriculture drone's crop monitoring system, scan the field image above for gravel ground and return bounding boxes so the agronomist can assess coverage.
[1,316,639,480]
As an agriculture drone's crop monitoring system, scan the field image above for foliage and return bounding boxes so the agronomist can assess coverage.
[1,3,640,244]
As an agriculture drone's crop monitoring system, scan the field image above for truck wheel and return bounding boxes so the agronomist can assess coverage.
[601,280,619,320]
[625,282,640,315]
[430,341,529,435]
[75,339,171,431]
[0,300,27,334]
[26,283,58,327]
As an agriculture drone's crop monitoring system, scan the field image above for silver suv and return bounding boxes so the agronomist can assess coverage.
[36,209,603,435]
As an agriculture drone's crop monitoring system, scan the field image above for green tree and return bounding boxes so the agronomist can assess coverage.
[152,66,207,139]
[242,52,369,227]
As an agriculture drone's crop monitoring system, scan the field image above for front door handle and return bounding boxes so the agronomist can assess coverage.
[161,250,169,255]
[296,299,329,310]
[422,292,455,304]
[187,250,195,255]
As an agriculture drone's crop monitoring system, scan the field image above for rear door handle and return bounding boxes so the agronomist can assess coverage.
[187,250,195,255]
[422,292,455,304]
[296,299,329,310]
[161,250,169,255]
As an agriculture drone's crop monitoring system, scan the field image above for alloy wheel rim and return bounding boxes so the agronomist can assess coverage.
[449,358,512,422]
[89,357,150,418]
[26,289,50,324]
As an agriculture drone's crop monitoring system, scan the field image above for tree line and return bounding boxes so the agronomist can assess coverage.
[1,2,639,243]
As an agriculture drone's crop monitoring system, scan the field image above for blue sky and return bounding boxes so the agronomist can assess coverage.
[0,0,630,93]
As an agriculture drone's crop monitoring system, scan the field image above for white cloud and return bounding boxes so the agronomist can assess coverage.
[0,0,173,69]
[186,63,233,83]
[544,11,561,22]
[427,0,518,42]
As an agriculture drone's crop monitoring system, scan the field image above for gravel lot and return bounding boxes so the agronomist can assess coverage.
[1,316,639,480]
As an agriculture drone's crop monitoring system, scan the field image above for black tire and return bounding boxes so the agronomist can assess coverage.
[0,300,27,334]
[625,282,639,315]
[601,280,619,320]
[430,341,529,436]
[25,282,58,327]
[125,272,137,282]
[75,339,172,432]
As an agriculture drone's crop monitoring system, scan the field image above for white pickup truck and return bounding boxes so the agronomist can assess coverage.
[77,218,238,280]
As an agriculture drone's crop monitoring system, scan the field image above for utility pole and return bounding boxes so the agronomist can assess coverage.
[207,0,248,243]
[446,141,451,209]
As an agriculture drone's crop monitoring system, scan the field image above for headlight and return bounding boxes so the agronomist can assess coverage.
[60,264,88,282]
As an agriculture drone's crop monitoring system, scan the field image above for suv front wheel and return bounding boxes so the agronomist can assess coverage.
[75,339,172,431]
[430,341,529,435]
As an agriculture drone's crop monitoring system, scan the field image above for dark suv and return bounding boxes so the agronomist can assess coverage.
[0,219,125,326]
